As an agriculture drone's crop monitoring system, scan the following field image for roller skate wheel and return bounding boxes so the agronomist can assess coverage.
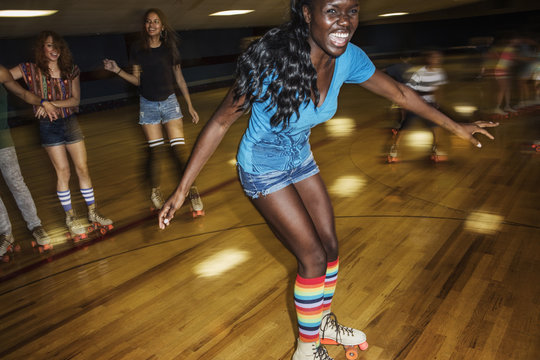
[14,244,21,252]
[99,228,107,235]
[38,247,44,253]
[359,341,369,351]
[345,346,358,360]
[87,225,95,233]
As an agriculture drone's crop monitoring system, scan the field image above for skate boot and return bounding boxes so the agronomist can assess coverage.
[503,106,518,114]
[292,339,333,360]
[320,313,368,360]
[387,144,399,163]
[88,205,114,235]
[66,211,88,242]
[1,233,20,262]
[189,186,205,218]
[31,226,53,252]
[430,145,448,162]
[151,187,164,210]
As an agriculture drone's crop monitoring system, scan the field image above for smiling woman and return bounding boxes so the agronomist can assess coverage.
[157,0,498,359]
[103,8,200,211]
[9,31,113,240]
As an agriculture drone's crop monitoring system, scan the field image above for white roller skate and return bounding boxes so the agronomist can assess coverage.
[88,205,114,235]
[1,233,20,262]
[320,313,368,360]
[151,187,164,210]
[31,226,53,252]
[292,339,333,360]
[387,144,399,163]
[66,211,88,242]
[430,145,448,162]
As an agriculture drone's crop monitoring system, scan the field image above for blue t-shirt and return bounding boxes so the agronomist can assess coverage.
[237,43,375,174]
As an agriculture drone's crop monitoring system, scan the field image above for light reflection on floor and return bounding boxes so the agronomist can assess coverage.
[328,175,367,197]
[193,248,250,278]
[465,211,503,235]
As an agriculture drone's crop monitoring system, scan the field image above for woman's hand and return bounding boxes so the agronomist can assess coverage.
[103,59,120,74]
[42,101,59,121]
[189,106,200,124]
[35,106,48,119]
[456,121,499,148]
[158,189,188,229]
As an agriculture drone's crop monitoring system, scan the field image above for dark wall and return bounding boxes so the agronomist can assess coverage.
[353,10,540,55]
[1,9,538,121]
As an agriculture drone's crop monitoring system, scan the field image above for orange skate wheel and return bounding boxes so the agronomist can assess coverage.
[31,241,37,248]
[345,346,358,360]
[100,228,107,235]
[359,341,369,351]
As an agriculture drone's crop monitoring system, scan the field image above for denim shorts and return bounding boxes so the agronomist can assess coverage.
[237,153,320,199]
[39,115,84,147]
[139,94,183,125]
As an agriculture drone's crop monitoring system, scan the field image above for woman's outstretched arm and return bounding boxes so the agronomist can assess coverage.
[361,69,498,147]
[158,87,244,228]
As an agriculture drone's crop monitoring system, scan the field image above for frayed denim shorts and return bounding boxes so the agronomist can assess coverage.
[237,153,319,199]
[139,93,182,125]
[39,115,84,147]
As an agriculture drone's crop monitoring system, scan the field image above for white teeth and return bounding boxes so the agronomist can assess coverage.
[331,32,349,38]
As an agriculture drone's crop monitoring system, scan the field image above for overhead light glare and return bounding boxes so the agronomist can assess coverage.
[378,12,409,17]
[0,10,58,17]
[210,10,254,16]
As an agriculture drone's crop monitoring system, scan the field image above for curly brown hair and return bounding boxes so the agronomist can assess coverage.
[34,31,75,79]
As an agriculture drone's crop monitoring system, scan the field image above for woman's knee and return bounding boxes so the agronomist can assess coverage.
[297,248,328,277]
[74,164,90,179]
[55,165,71,182]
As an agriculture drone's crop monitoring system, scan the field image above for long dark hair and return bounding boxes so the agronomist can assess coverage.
[233,0,318,128]
[141,8,181,64]
[34,31,75,79]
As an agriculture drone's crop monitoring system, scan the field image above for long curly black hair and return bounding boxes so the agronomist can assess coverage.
[233,0,318,128]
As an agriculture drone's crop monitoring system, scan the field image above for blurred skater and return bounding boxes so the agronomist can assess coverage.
[0,65,54,258]
[103,8,200,210]
[10,31,113,239]
[387,50,449,162]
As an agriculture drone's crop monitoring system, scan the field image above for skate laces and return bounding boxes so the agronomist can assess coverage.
[151,188,164,208]
[32,227,49,241]
[314,344,333,360]
[67,213,86,229]
[0,233,14,247]
[321,313,355,342]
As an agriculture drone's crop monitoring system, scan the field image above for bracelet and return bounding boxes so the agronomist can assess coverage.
[116,68,122,75]
[40,99,47,105]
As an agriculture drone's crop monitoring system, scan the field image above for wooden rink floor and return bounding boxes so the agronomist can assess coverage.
[0,75,539,359]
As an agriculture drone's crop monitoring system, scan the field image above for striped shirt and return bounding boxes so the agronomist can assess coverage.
[18,62,80,118]
[406,65,447,104]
